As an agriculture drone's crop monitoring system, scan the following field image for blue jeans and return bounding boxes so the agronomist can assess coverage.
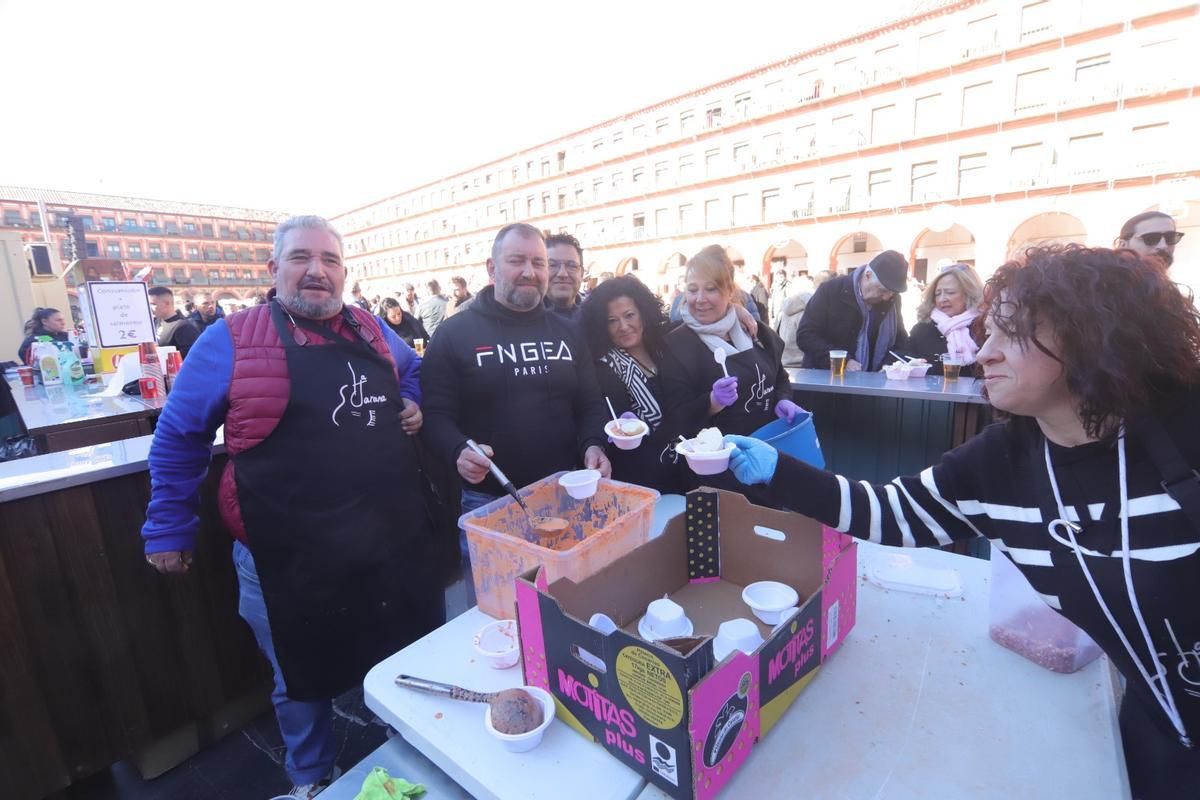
[233,540,335,785]
[458,489,499,606]
[459,488,499,560]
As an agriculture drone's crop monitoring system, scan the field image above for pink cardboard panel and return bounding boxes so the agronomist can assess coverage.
[820,527,857,660]
[688,651,760,800]
[516,573,551,692]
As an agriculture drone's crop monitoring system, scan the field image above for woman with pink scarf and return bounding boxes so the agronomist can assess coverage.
[906,263,985,376]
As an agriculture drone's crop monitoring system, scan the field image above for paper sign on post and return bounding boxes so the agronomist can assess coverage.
[86,281,156,348]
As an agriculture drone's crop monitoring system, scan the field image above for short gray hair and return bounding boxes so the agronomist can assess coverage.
[272,215,344,263]
[491,222,544,262]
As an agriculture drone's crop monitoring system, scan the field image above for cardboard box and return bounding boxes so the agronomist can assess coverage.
[515,489,858,799]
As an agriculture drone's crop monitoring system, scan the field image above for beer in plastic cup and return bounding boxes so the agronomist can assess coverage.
[829,350,848,377]
[942,354,962,381]
[414,338,426,357]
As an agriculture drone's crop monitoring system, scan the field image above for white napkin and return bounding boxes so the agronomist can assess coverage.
[98,353,143,397]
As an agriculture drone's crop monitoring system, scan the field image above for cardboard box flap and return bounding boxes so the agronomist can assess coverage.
[528,518,691,629]
[696,489,824,600]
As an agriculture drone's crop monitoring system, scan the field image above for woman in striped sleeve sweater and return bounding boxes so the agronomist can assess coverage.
[726,244,1200,800]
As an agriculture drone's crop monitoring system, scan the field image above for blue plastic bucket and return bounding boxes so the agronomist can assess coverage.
[750,412,825,468]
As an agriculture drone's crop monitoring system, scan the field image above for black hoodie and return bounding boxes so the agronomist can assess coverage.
[421,285,608,495]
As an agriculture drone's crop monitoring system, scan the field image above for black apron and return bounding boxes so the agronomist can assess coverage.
[234,300,444,701]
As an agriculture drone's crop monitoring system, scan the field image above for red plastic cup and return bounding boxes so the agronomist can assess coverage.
[17,366,34,387]
[138,376,159,400]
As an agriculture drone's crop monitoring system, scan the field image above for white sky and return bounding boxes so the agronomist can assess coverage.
[2,0,901,216]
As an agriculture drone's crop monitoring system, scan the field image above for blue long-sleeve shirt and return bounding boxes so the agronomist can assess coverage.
[141,314,421,554]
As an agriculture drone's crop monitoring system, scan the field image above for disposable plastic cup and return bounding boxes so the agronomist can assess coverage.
[675,439,735,476]
[712,618,765,662]
[742,581,800,624]
[473,618,520,669]
[942,354,962,381]
[559,469,601,499]
[606,418,648,450]
[830,350,848,377]
[484,686,555,752]
[907,363,932,378]
[646,598,689,636]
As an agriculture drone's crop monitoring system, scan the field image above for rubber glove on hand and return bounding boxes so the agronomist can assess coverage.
[774,399,805,424]
[710,376,739,408]
[724,434,779,485]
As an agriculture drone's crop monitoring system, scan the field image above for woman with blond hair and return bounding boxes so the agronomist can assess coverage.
[661,245,801,496]
[907,262,985,376]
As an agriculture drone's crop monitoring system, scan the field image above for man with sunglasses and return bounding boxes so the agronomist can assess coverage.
[1117,211,1184,268]
[545,233,586,323]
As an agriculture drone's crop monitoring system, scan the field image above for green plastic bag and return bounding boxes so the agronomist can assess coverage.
[353,766,426,799]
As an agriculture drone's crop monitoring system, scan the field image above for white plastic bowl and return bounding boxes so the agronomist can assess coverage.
[742,581,800,624]
[605,418,648,450]
[906,363,932,378]
[473,618,520,669]
[675,439,736,476]
[484,686,555,752]
[559,469,601,499]
[712,618,765,662]
[882,363,912,381]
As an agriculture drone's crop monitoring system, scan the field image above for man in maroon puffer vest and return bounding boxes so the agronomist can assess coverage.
[142,215,443,798]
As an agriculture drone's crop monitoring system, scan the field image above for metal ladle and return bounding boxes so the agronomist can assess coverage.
[464,439,567,538]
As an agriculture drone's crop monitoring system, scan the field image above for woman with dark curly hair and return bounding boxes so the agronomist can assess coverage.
[580,275,682,492]
[724,245,1200,799]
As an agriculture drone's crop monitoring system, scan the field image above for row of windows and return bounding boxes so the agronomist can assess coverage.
[339,0,1178,231]
[346,125,1175,277]
[55,236,271,263]
[347,112,1175,257]
[0,208,276,241]
[63,265,270,289]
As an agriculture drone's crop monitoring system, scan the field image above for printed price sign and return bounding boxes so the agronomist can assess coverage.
[85,281,156,348]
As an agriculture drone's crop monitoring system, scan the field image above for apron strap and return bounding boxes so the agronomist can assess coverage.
[269,299,382,357]
[1136,418,1200,531]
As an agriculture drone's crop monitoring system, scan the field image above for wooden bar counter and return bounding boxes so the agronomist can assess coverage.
[0,433,272,800]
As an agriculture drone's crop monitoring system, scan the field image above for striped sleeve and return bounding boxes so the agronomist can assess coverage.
[766,432,993,547]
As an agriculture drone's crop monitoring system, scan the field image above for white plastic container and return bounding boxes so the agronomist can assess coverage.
[713,618,765,662]
[606,418,648,450]
[988,547,1102,673]
[559,469,601,499]
[882,362,912,381]
[742,581,800,624]
[473,619,520,669]
[638,597,694,641]
[906,363,932,378]
[484,686,556,752]
[675,439,736,476]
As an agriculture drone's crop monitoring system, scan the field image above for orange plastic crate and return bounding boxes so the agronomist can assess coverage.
[461,472,659,618]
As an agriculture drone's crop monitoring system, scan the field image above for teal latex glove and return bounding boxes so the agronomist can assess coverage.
[724,434,779,485]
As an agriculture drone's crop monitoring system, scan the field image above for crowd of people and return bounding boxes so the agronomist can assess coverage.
[114,207,1194,800]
